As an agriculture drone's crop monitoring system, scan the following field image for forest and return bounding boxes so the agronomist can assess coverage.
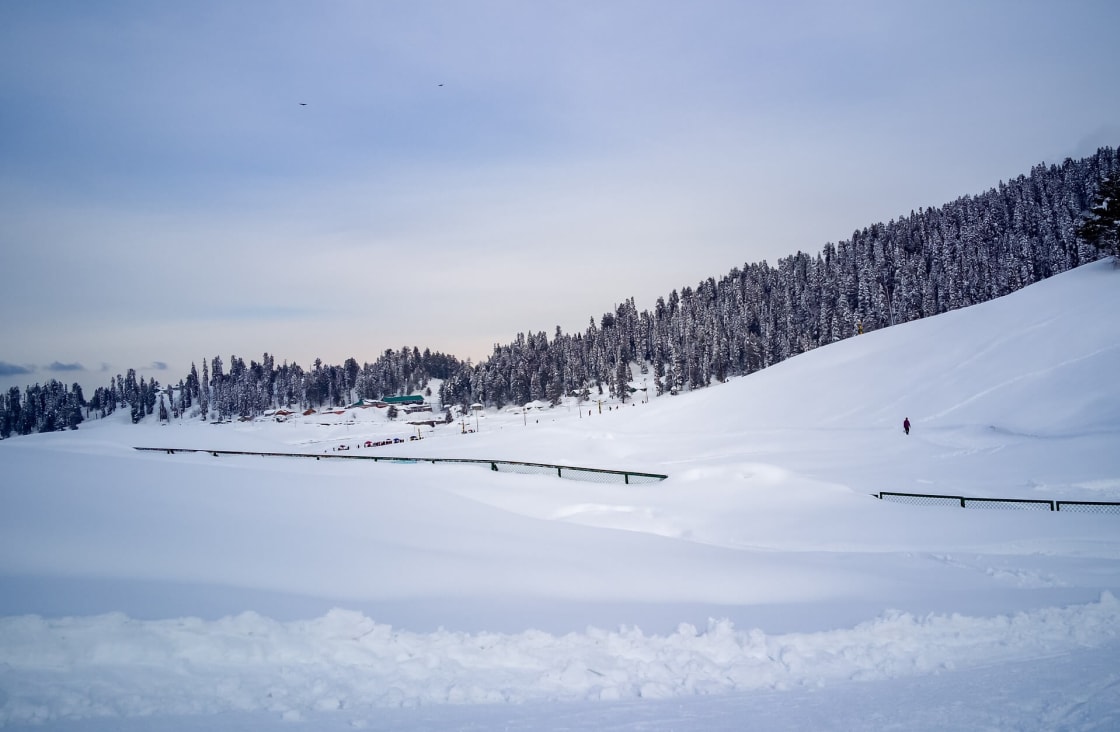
[2,147,1117,438]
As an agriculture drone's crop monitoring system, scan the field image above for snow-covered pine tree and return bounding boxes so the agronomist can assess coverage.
[1078,173,1120,255]
[199,360,209,421]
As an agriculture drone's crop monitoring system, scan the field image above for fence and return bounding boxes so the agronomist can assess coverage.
[133,447,667,485]
[1052,500,1120,515]
[876,491,1120,514]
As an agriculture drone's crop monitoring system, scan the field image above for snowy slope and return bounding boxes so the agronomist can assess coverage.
[1,259,1119,730]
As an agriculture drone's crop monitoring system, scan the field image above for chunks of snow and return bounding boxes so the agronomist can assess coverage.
[1,594,1117,725]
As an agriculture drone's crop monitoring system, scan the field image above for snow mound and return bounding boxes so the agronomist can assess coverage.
[2,593,1117,725]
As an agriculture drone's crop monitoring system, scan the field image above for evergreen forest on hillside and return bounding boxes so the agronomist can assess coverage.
[2,147,1117,438]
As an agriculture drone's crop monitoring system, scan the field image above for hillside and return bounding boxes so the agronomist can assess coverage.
[4,148,1118,440]
[0,259,1118,730]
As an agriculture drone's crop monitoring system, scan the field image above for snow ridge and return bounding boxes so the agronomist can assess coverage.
[2,593,1117,725]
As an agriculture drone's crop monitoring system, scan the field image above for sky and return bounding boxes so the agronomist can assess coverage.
[2,0,1118,395]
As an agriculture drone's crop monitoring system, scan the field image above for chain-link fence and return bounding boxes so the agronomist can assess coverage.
[558,466,665,484]
[1055,501,1120,515]
[879,492,963,508]
[474,460,665,484]
[878,491,1120,514]
[490,461,558,477]
[135,447,668,485]
[962,498,1053,511]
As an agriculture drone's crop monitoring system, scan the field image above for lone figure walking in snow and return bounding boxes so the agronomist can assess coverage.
[903,417,911,435]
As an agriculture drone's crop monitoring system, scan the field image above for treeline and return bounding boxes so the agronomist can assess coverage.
[173,348,461,423]
[0,347,461,437]
[0,372,163,438]
[1,147,1116,437]
[0,381,86,438]
[435,147,1117,409]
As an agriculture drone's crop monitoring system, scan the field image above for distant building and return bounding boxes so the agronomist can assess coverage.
[382,395,425,406]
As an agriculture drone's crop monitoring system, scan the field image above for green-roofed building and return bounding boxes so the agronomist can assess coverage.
[382,395,425,405]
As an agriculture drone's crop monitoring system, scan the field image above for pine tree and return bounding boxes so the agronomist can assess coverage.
[200,360,210,421]
[0,390,10,439]
[615,357,632,402]
[66,383,84,429]
[1077,174,1120,255]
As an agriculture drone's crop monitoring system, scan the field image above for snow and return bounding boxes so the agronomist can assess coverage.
[1,259,1119,730]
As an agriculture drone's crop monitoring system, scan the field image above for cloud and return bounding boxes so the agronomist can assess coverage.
[0,361,35,376]
[46,361,85,372]
[148,361,168,370]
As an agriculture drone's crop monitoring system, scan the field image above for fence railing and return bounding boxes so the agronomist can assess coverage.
[133,447,667,485]
[876,491,1120,514]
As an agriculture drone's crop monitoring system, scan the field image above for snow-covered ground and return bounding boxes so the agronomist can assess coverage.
[2,259,1119,731]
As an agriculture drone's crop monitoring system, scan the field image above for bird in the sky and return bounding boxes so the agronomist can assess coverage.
[299,102,307,106]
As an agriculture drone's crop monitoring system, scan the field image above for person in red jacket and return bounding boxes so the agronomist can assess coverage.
[903,417,911,435]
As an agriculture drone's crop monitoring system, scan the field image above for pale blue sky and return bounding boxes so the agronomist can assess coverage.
[2,0,1118,394]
